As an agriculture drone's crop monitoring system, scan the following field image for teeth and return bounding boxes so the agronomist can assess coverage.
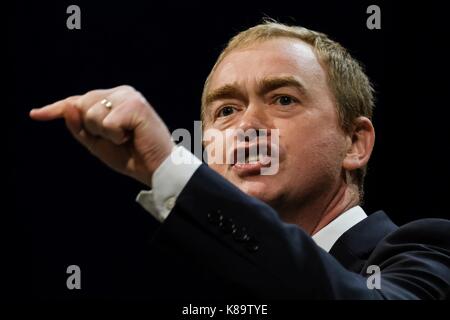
[246,155,259,163]
[235,152,271,165]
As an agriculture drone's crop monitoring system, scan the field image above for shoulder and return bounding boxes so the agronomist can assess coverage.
[387,218,450,247]
[366,217,450,299]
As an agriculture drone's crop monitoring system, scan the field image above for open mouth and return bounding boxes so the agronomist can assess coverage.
[230,144,272,166]
[228,143,276,177]
[241,154,270,164]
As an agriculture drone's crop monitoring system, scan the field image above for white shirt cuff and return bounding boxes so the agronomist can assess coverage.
[135,145,202,222]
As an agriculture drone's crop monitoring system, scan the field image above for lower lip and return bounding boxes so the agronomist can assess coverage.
[231,160,271,177]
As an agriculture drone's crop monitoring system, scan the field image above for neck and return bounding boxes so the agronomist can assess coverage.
[274,180,360,235]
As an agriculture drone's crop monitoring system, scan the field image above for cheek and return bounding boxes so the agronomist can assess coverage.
[311,136,346,176]
[282,126,346,182]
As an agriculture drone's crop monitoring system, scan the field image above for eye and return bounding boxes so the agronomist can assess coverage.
[217,106,236,118]
[275,95,297,106]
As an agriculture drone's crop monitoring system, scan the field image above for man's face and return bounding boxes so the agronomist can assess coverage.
[203,38,349,212]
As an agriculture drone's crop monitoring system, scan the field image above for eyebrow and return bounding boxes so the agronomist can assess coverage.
[256,75,308,97]
[204,84,246,107]
[204,75,308,109]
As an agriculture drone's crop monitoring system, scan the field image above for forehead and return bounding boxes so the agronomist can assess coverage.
[209,37,327,92]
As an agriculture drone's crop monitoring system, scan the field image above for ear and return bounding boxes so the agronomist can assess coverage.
[342,116,375,172]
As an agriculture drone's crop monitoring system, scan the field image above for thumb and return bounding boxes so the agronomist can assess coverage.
[64,104,98,151]
[64,104,83,136]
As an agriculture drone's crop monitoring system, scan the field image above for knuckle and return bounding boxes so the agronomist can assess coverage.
[85,107,99,122]
[116,84,135,93]
[102,117,117,130]
[127,95,142,107]
[128,92,148,109]
[84,89,103,103]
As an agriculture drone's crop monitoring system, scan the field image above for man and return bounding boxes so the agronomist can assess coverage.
[30,21,449,299]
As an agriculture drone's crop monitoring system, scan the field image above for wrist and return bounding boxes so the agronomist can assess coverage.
[144,142,176,186]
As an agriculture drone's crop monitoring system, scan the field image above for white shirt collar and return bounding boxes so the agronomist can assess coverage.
[312,205,367,252]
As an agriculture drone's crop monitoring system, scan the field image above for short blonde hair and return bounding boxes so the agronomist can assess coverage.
[201,20,375,191]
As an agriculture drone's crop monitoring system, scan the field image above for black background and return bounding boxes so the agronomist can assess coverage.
[10,0,449,301]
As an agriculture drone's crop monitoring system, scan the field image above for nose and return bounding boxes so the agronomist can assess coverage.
[236,103,271,142]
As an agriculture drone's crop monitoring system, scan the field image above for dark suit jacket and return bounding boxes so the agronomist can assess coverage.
[146,164,450,300]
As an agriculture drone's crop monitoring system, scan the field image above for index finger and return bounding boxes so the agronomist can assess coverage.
[29,96,81,121]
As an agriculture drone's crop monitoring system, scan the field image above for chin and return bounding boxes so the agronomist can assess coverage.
[236,179,276,203]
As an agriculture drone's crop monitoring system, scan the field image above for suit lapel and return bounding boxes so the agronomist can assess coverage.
[329,211,398,273]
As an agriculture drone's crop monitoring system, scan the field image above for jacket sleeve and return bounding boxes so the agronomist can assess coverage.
[148,164,450,300]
